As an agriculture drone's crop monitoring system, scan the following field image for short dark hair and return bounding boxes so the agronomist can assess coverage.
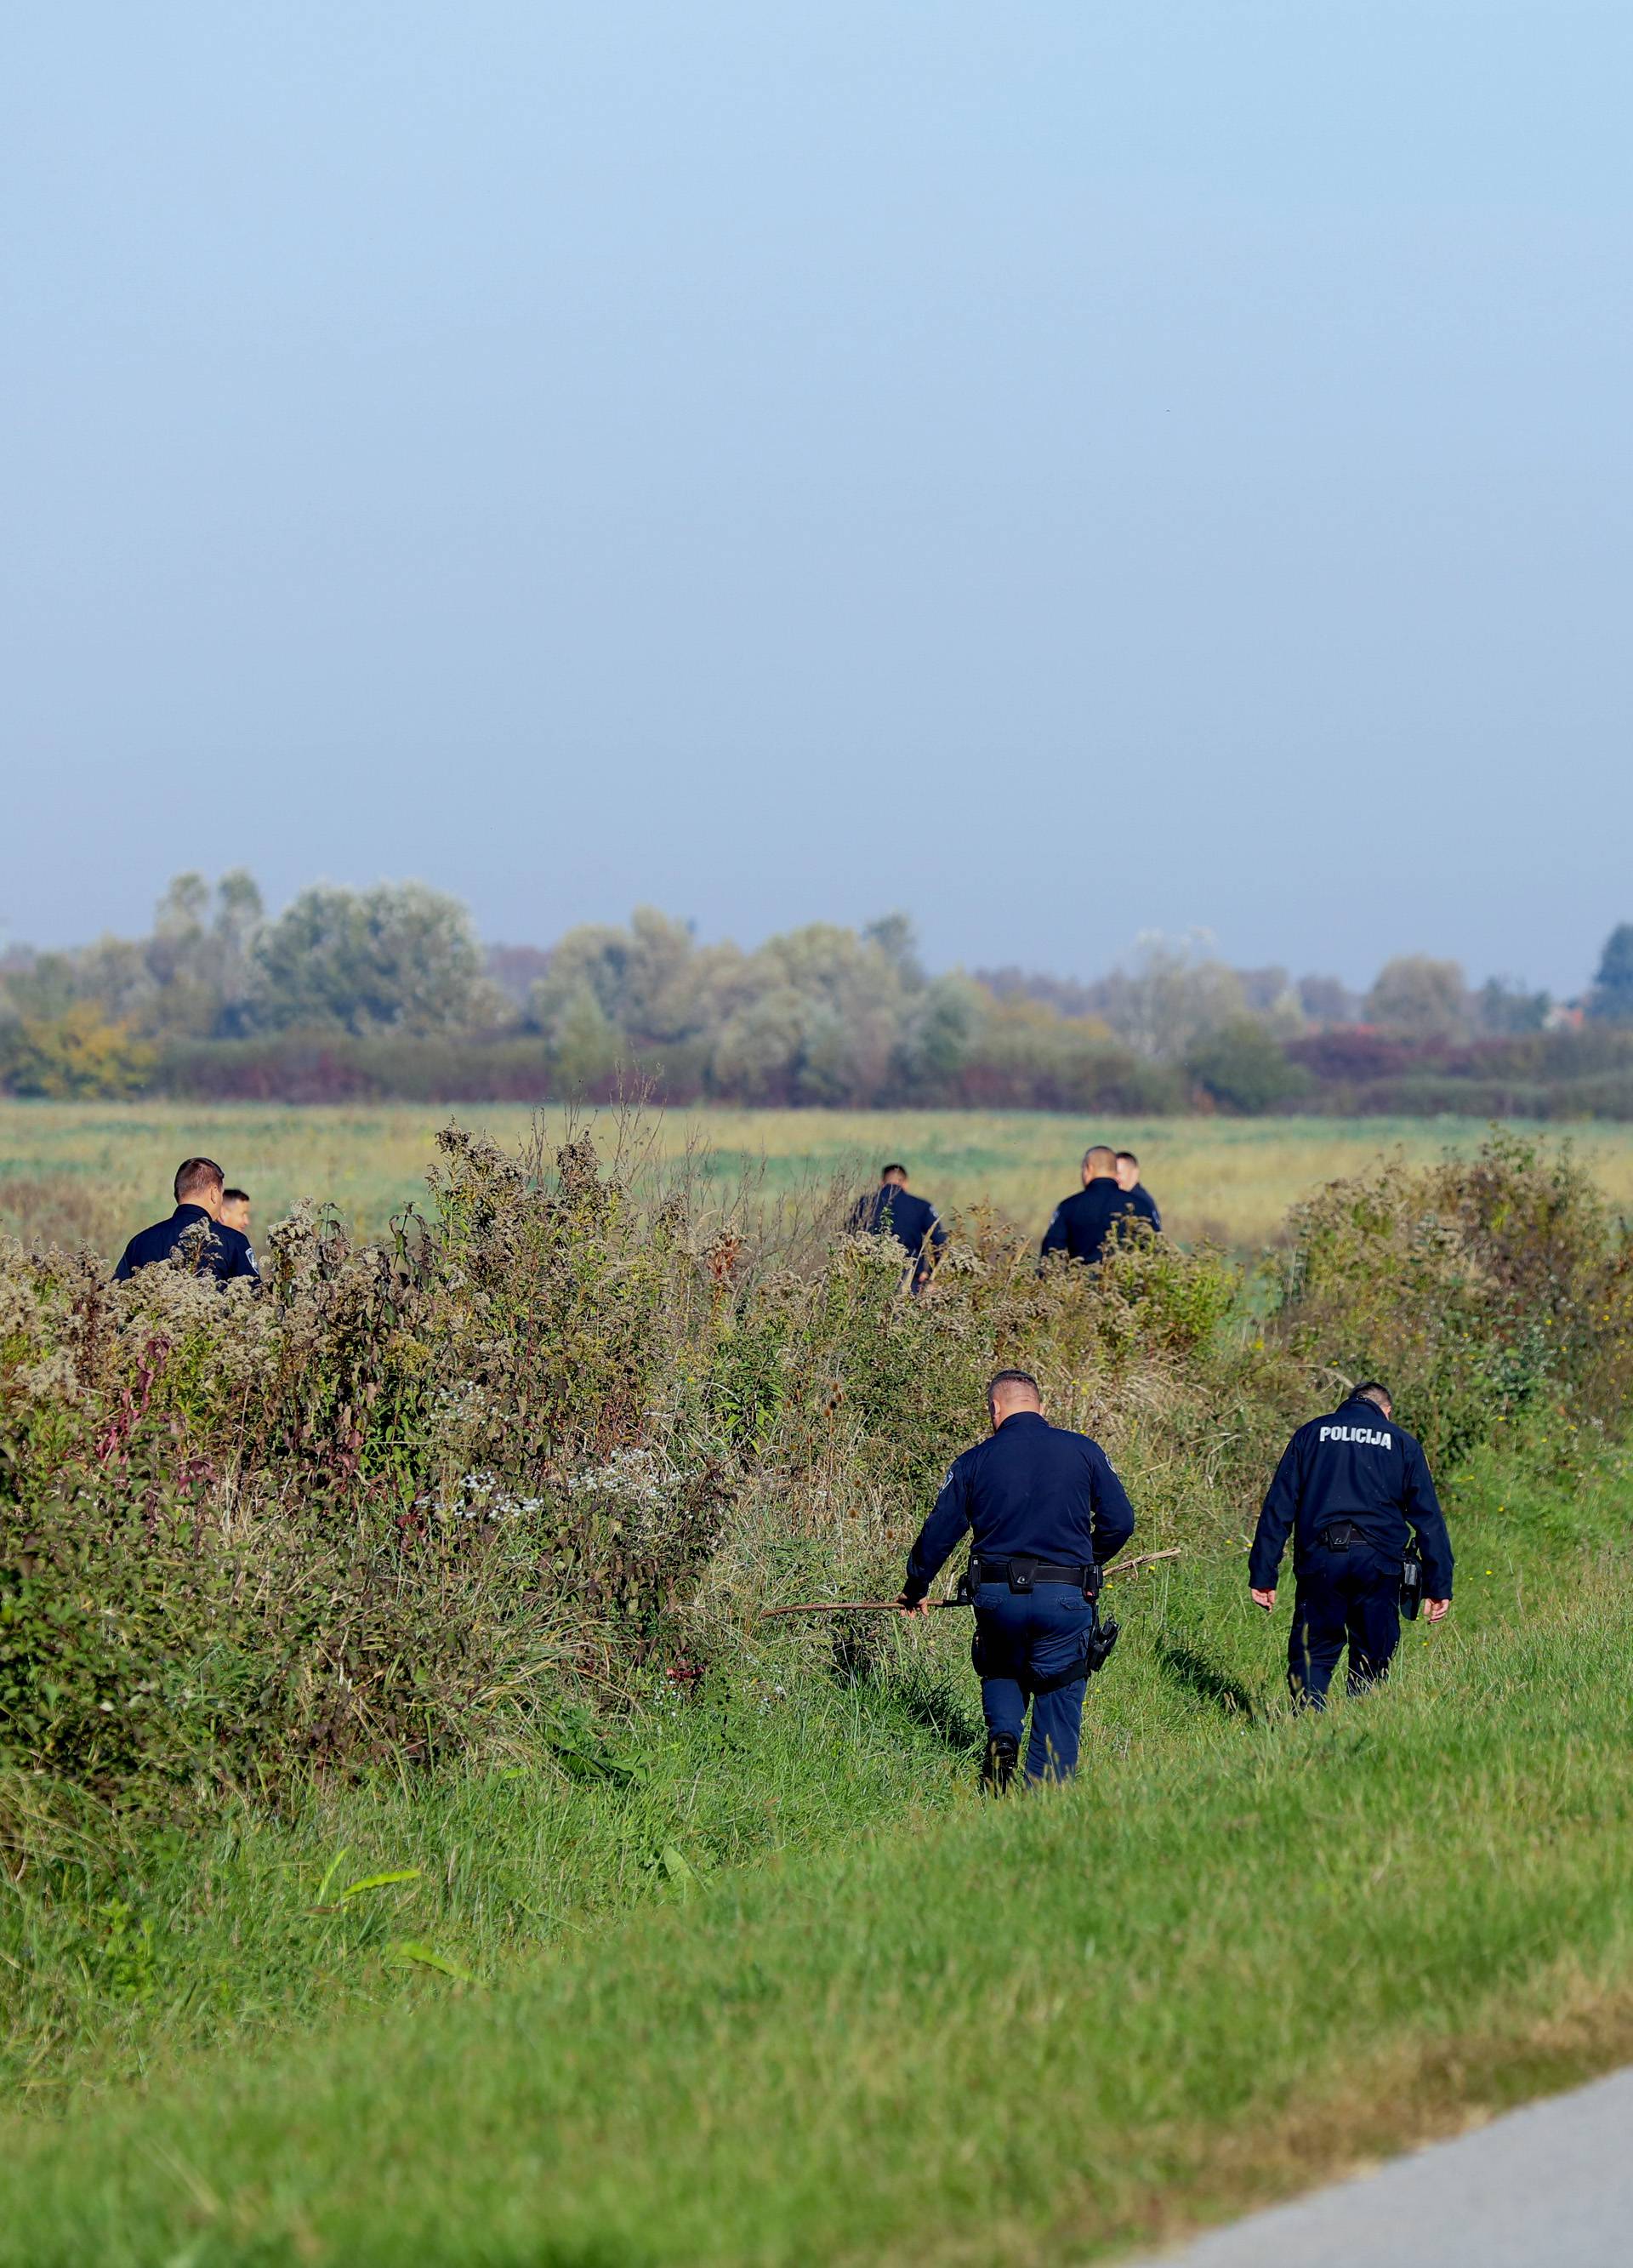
[222,1188,249,1206]
[987,1368,1041,1404]
[174,1156,225,1205]
[1083,1144,1116,1170]
[880,1163,908,1181]
[1352,1379,1392,1407]
[1115,1149,1138,1166]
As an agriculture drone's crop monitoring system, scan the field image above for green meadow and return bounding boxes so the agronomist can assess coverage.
[9,1099,1633,1257]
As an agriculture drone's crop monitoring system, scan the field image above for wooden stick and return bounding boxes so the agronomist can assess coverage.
[1105,1547,1183,1581]
[758,1547,1182,1619]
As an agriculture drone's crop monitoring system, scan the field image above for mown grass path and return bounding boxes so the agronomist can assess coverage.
[3,1521,1630,2266]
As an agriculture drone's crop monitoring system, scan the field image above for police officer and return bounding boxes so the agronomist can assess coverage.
[851,1162,947,1290]
[114,1157,259,1285]
[897,1369,1135,1788]
[1113,1150,1162,1232]
[1250,1380,1452,1707]
[1041,1145,1149,1267]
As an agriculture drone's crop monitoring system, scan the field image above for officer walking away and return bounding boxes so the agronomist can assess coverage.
[1113,1150,1161,1232]
[1249,1380,1452,1707]
[1041,1144,1147,1267]
[851,1162,947,1290]
[897,1370,1135,1789]
[114,1157,259,1285]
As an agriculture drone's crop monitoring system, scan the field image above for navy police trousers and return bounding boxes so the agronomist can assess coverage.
[1288,1539,1402,1707]
[973,1581,1099,1784]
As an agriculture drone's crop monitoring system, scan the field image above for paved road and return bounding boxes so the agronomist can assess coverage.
[1133,2066,1633,2267]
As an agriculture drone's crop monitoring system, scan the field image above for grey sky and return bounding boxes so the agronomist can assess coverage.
[3,2,1628,994]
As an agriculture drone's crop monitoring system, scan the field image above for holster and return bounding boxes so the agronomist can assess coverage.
[1400,1541,1425,1621]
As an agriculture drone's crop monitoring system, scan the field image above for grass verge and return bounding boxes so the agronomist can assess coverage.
[3,1447,1630,2265]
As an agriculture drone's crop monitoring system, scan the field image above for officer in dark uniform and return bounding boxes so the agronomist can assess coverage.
[1250,1380,1452,1707]
[114,1156,259,1285]
[1113,1150,1162,1232]
[851,1163,947,1290]
[1041,1144,1150,1267]
[897,1369,1135,1788]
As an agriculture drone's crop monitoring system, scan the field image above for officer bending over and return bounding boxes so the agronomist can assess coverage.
[897,1370,1135,1789]
[114,1157,259,1286]
[1250,1381,1452,1707]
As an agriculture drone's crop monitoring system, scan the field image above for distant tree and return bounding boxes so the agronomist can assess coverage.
[1363,955,1469,1041]
[254,882,486,1034]
[1096,934,1248,1063]
[1587,925,1633,1025]
[3,1004,156,1097]
[550,983,622,1090]
[1296,974,1360,1028]
[530,908,735,1051]
[1475,977,1550,1036]
[1185,1020,1312,1114]
[896,972,984,1088]
[486,943,554,1011]
[862,912,925,988]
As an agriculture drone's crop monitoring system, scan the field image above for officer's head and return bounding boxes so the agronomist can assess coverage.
[220,1188,251,1235]
[987,1368,1042,1429]
[1352,1379,1392,1417]
[1080,1145,1118,1185]
[174,1156,225,1217]
[1113,1149,1140,1191]
[879,1163,908,1187]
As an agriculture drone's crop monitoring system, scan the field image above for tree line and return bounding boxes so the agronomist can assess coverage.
[3,873,1632,1112]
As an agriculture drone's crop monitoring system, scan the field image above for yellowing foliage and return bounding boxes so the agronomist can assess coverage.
[4,1004,157,1099]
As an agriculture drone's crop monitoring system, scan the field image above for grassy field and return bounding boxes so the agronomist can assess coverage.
[8,1099,1633,1258]
[2,1433,1630,2265]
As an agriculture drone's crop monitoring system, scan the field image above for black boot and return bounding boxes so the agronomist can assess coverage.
[981,1732,1019,1795]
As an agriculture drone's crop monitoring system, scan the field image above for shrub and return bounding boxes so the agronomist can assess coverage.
[1185,1020,1312,1113]
[1,1006,156,1099]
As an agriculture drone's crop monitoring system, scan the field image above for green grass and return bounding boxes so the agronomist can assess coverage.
[4,1439,1631,2265]
[9,1099,1633,1258]
[2,1673,971,2105]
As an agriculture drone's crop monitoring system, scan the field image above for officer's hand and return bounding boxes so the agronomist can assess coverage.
[896,1592,931,1617]
[1250,1587,1277,1613]
[1424,1598,1451,1624]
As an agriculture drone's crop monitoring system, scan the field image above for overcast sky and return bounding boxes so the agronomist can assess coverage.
[3,3,1628,992]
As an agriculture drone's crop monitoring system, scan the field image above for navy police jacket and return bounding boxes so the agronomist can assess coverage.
[901,1410,1136,1605]
[113,1205,259,1286]
[851,1185,946,1262]
[1250,1395,1453,1597]
[1041,1180,1154,1266]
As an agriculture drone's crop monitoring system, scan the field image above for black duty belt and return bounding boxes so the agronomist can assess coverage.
[1312,1521,1368,1551]
[970,1555,1097,1594]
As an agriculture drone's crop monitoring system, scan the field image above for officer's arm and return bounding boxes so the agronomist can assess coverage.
[1249,1437,1302,1592]
[1137,1190,1162,1233]
[1089,1448,1136,1566]
[899,1464,970,1607]
[927,1205,947,1251]
[1403,1442,1454,1601]
[112,1242,137,1283]
[1040,1208,1067,1259]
